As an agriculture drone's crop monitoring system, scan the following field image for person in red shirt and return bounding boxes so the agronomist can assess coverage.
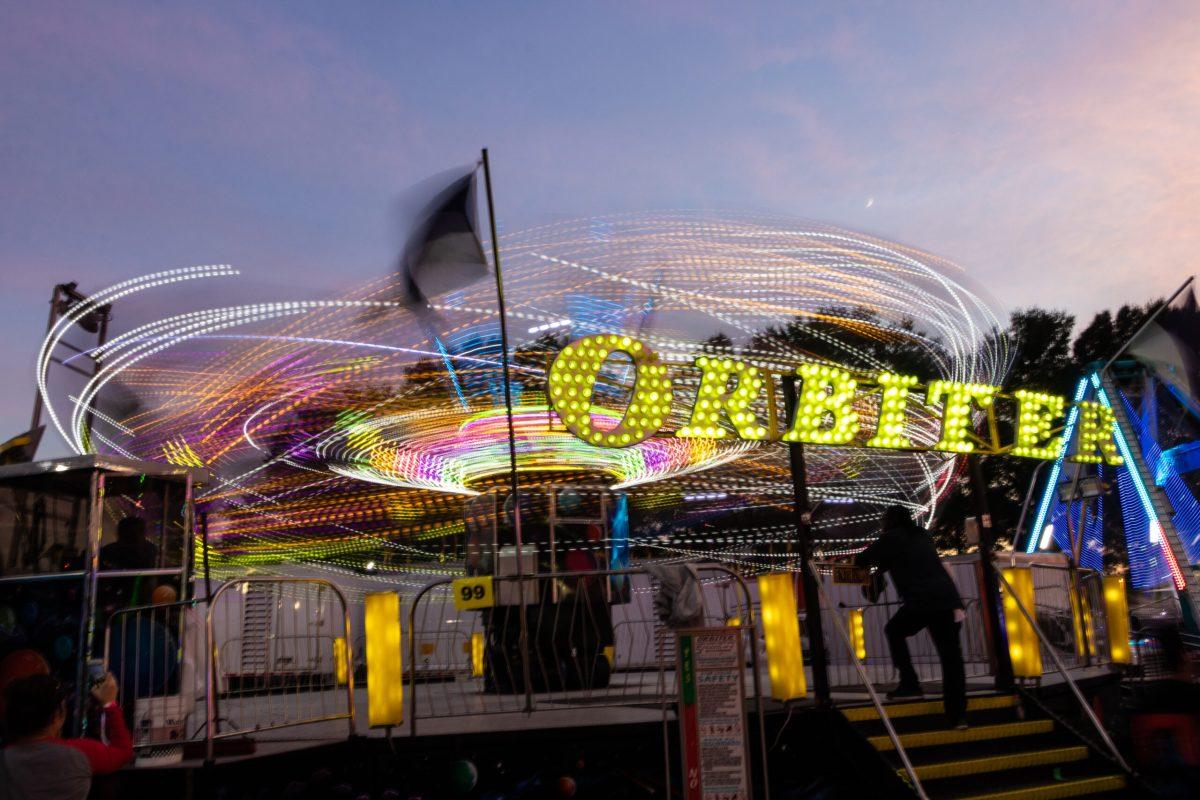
[0,672,133,799]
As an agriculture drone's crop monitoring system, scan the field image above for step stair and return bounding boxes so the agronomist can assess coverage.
[841,690,1134,799]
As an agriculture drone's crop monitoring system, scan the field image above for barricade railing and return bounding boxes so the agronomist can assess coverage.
[405,564,768,796]
[103,598,205,752]
[814,557,1115,691]
[816,558,991,688]
[204,578,356,761]
[106,578,358,760]
[1029,563,1111,669]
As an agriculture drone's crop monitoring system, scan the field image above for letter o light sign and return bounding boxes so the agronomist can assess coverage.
[547,333,673,447]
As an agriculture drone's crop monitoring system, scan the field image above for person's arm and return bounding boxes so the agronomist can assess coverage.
[65,674,133,774]
[854,532,888,569]
[65,708,133,774]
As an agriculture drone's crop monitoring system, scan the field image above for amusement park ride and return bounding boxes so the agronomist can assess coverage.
[2,211,1198,797]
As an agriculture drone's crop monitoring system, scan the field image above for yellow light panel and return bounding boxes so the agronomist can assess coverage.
[848,608,866,661]
[333,636,349,686]
[1069,587,1094,660]
[757,572,807,700]
[365,591,404,726]
[470,631,485,677]
[1001,567,1042,678]
[1103,576,1131,664]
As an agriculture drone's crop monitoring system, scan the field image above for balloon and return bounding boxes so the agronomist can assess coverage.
[448,759,479,794]
[557,488,582,515]
[18,601,38,627]
[0,648,52,714]
[0,648,50,687]
[108,616,178,697]
[556,776,577,798]
[52,633,75,662]
[151,584,178,604]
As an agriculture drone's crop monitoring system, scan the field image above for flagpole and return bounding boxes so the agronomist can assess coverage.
[480,148,534,711]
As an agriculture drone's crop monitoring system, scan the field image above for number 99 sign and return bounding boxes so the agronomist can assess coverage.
[452,576,494,611]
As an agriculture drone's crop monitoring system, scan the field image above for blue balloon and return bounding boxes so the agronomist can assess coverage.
[107,616,177,697]
[18,601,38,627]
[52,634,74,662]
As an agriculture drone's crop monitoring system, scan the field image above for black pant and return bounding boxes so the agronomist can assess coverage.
[885,604,966,721]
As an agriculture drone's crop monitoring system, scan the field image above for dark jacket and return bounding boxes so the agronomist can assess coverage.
[855,524,963,611]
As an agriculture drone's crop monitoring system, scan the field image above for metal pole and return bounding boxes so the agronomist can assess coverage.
[200,511,212,601]
[781,377,830,705]
[967,454,1014,690]
[82,304,110,444]
[29,285,61,433]
[73,470,104,735]
[480,148,534,712]
[1011,459,1049,560]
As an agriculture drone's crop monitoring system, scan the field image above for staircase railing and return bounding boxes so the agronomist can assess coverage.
[807,562,928,800]
[994,568,1133,774]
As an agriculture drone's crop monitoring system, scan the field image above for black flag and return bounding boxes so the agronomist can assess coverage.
[1126,283,1200,403]
[0,426,43,465]
[397,170,490,313]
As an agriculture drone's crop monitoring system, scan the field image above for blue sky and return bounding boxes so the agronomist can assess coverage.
[2,0,1199,439]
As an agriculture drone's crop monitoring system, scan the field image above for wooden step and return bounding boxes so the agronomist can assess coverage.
[950,773,1126,800]
[903,745,1089,780]
[868,719,1053,751]
[842,694,1017,723]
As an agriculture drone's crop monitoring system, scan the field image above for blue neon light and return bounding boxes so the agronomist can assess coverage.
[1025,376,1090,553]
[433,335,470,411]
[1092,373,1185,589]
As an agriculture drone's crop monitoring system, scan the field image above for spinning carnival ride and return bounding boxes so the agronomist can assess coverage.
[36,212,1011,592]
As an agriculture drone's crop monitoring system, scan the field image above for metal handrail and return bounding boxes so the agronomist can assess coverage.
[994,568,1133,773]
[807,562,927,799]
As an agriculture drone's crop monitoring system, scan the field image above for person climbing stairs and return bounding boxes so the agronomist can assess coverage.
[842,691,1140,799]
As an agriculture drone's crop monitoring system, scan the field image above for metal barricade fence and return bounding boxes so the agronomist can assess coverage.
[104,578,358,757]
[205,578,356,757]
[103,599,205,751]
[1029,564,1111,669]
[817,558,992,688]
[406,565,765,732]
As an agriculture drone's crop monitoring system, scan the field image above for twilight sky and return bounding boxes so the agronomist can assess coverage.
[2,0,1199,441]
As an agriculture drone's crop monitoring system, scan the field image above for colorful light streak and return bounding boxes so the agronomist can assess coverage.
[36,213,1009,581]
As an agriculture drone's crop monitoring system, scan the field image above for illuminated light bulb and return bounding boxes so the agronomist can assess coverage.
[782,363,859,444]
[1012,389,1066,459]
[867,373,918,449]
[676,355,774,441]
[548,334,672,448]
[927,380,998,453]
[1070,401,1123,465]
